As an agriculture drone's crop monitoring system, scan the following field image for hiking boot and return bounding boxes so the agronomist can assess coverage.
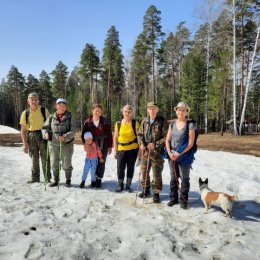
[90,181,96,188]
[167,199,179,207]
[65,179,71,187]
[138,190,150,198]
[116,179,124,192]
[79,181,85,189]
[153,193,160,203]
[49,181,58,187]
[125,184,132,193]
[180,201,188,209]
[27,179,40,184]
[125,178,132,193]
[116,184,124,192]
[95,179,102,188]
[44,178,51,184]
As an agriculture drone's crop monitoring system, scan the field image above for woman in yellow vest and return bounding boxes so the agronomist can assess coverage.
[113,105,139,192]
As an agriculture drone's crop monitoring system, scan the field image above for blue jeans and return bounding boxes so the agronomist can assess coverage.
[82,158,98,182]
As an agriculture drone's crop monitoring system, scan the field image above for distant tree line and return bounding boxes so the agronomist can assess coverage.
[0,0,259,135]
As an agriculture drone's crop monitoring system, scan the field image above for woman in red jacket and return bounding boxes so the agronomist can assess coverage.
[81,104,113,188]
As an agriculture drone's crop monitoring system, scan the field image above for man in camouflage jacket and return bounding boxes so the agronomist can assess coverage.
[137,102,168,203]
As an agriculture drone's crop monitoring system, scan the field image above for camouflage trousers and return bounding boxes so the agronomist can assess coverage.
[27,131,51,182]
[140,150,164,193]
[49,143,74,182]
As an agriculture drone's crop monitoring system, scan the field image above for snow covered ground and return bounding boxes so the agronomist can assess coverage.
[0,125,20,134]
[0,128,260,259]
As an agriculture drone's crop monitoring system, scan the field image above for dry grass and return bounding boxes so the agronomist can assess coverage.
[1,132,260,157]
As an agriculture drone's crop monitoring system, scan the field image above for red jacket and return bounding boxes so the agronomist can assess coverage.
[81,115,113,149]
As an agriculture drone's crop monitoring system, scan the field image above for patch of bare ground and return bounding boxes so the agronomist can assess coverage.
[197,132,260,157]
[1,132,260,157]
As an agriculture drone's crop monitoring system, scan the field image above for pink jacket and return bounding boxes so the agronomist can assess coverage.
[84,142,103,160]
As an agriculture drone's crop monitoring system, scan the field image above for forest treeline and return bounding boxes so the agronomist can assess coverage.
[0,0,259,135]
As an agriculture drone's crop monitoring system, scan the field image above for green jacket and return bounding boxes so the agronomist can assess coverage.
[42,111,76,146]
[137,115,168,155]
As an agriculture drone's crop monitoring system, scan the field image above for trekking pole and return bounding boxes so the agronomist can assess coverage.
[135,150,144,205]
[58,133,63,190]
[143,149,151,204]
[44,141,49,191]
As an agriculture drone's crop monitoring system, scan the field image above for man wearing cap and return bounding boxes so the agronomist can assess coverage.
[20,92,51,183]
[42,98,76,187]
[137,102,168,203]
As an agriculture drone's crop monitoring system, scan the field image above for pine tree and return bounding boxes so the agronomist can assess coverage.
[6,66,25,128]
[102,26,124,122]
[39,70,53,110]
[50,61,69,98]
[130,32,150,118]
[143,5,165,102]
[79,43,100,105]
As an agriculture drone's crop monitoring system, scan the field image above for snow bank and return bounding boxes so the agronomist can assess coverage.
[0,125,20,134]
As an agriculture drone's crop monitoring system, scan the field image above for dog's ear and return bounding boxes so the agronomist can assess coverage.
[205,178,208,184]
[199,177,202,183]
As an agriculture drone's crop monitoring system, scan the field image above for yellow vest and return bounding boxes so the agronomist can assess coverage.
[20,106,49,131]
[115,120,139,151]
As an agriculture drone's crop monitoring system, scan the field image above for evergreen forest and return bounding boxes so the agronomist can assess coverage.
[0,0,259,135]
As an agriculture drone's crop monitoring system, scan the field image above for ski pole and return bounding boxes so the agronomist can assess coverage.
[44,141,49,191]
[58,133,63,190]
[143,149,150,204]
[135,150,144,205]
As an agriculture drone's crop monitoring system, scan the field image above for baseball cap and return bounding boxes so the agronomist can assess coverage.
[28,92,39,99]
[147,101,158,108]
[56,98,67,104]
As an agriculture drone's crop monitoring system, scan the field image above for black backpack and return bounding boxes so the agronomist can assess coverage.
[117,119,137,137]
[25,106,46,124]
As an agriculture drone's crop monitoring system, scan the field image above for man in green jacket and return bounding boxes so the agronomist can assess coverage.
[137,102,168,203]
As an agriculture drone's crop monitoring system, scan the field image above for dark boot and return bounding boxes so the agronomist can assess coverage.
[50,181,58,187]
[65,179,71,187]
[180,179,189,209]
[95,178,102,188]
[116,179,124,192]
[153,193,160,203]
[27,179,40,184]
[90,181,96,188]
[138,189,150,198]
[79,181,85,188]
[125,178,132,193]
[167,198,179,207]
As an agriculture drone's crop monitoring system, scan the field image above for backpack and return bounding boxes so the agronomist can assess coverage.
[25,107,46,124]
[117,119,137,137]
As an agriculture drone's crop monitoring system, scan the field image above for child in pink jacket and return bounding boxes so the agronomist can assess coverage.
[79,132,104,188]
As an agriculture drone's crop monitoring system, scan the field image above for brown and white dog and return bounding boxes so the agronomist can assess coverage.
[199,178,237,218]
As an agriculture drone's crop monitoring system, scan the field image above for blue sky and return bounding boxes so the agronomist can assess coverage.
[0,0,199,80]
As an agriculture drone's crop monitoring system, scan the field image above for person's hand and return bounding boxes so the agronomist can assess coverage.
[140,144,146,151]
[23,143,29,153]
[147,143,155,151]
[169,151,181,161]
[58,135,65,142]
[108,148,112,154]
[100,158,105,163]
[114,152,117,159]
[44,133,49,140]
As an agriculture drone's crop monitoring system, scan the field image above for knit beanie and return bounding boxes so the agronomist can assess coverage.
[84,132,93,140]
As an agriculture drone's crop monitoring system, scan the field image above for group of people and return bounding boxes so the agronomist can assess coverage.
[20,92,196,209]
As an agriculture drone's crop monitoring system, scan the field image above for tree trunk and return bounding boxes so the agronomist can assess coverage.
[239,25,260,135]
[232,0,238,136]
